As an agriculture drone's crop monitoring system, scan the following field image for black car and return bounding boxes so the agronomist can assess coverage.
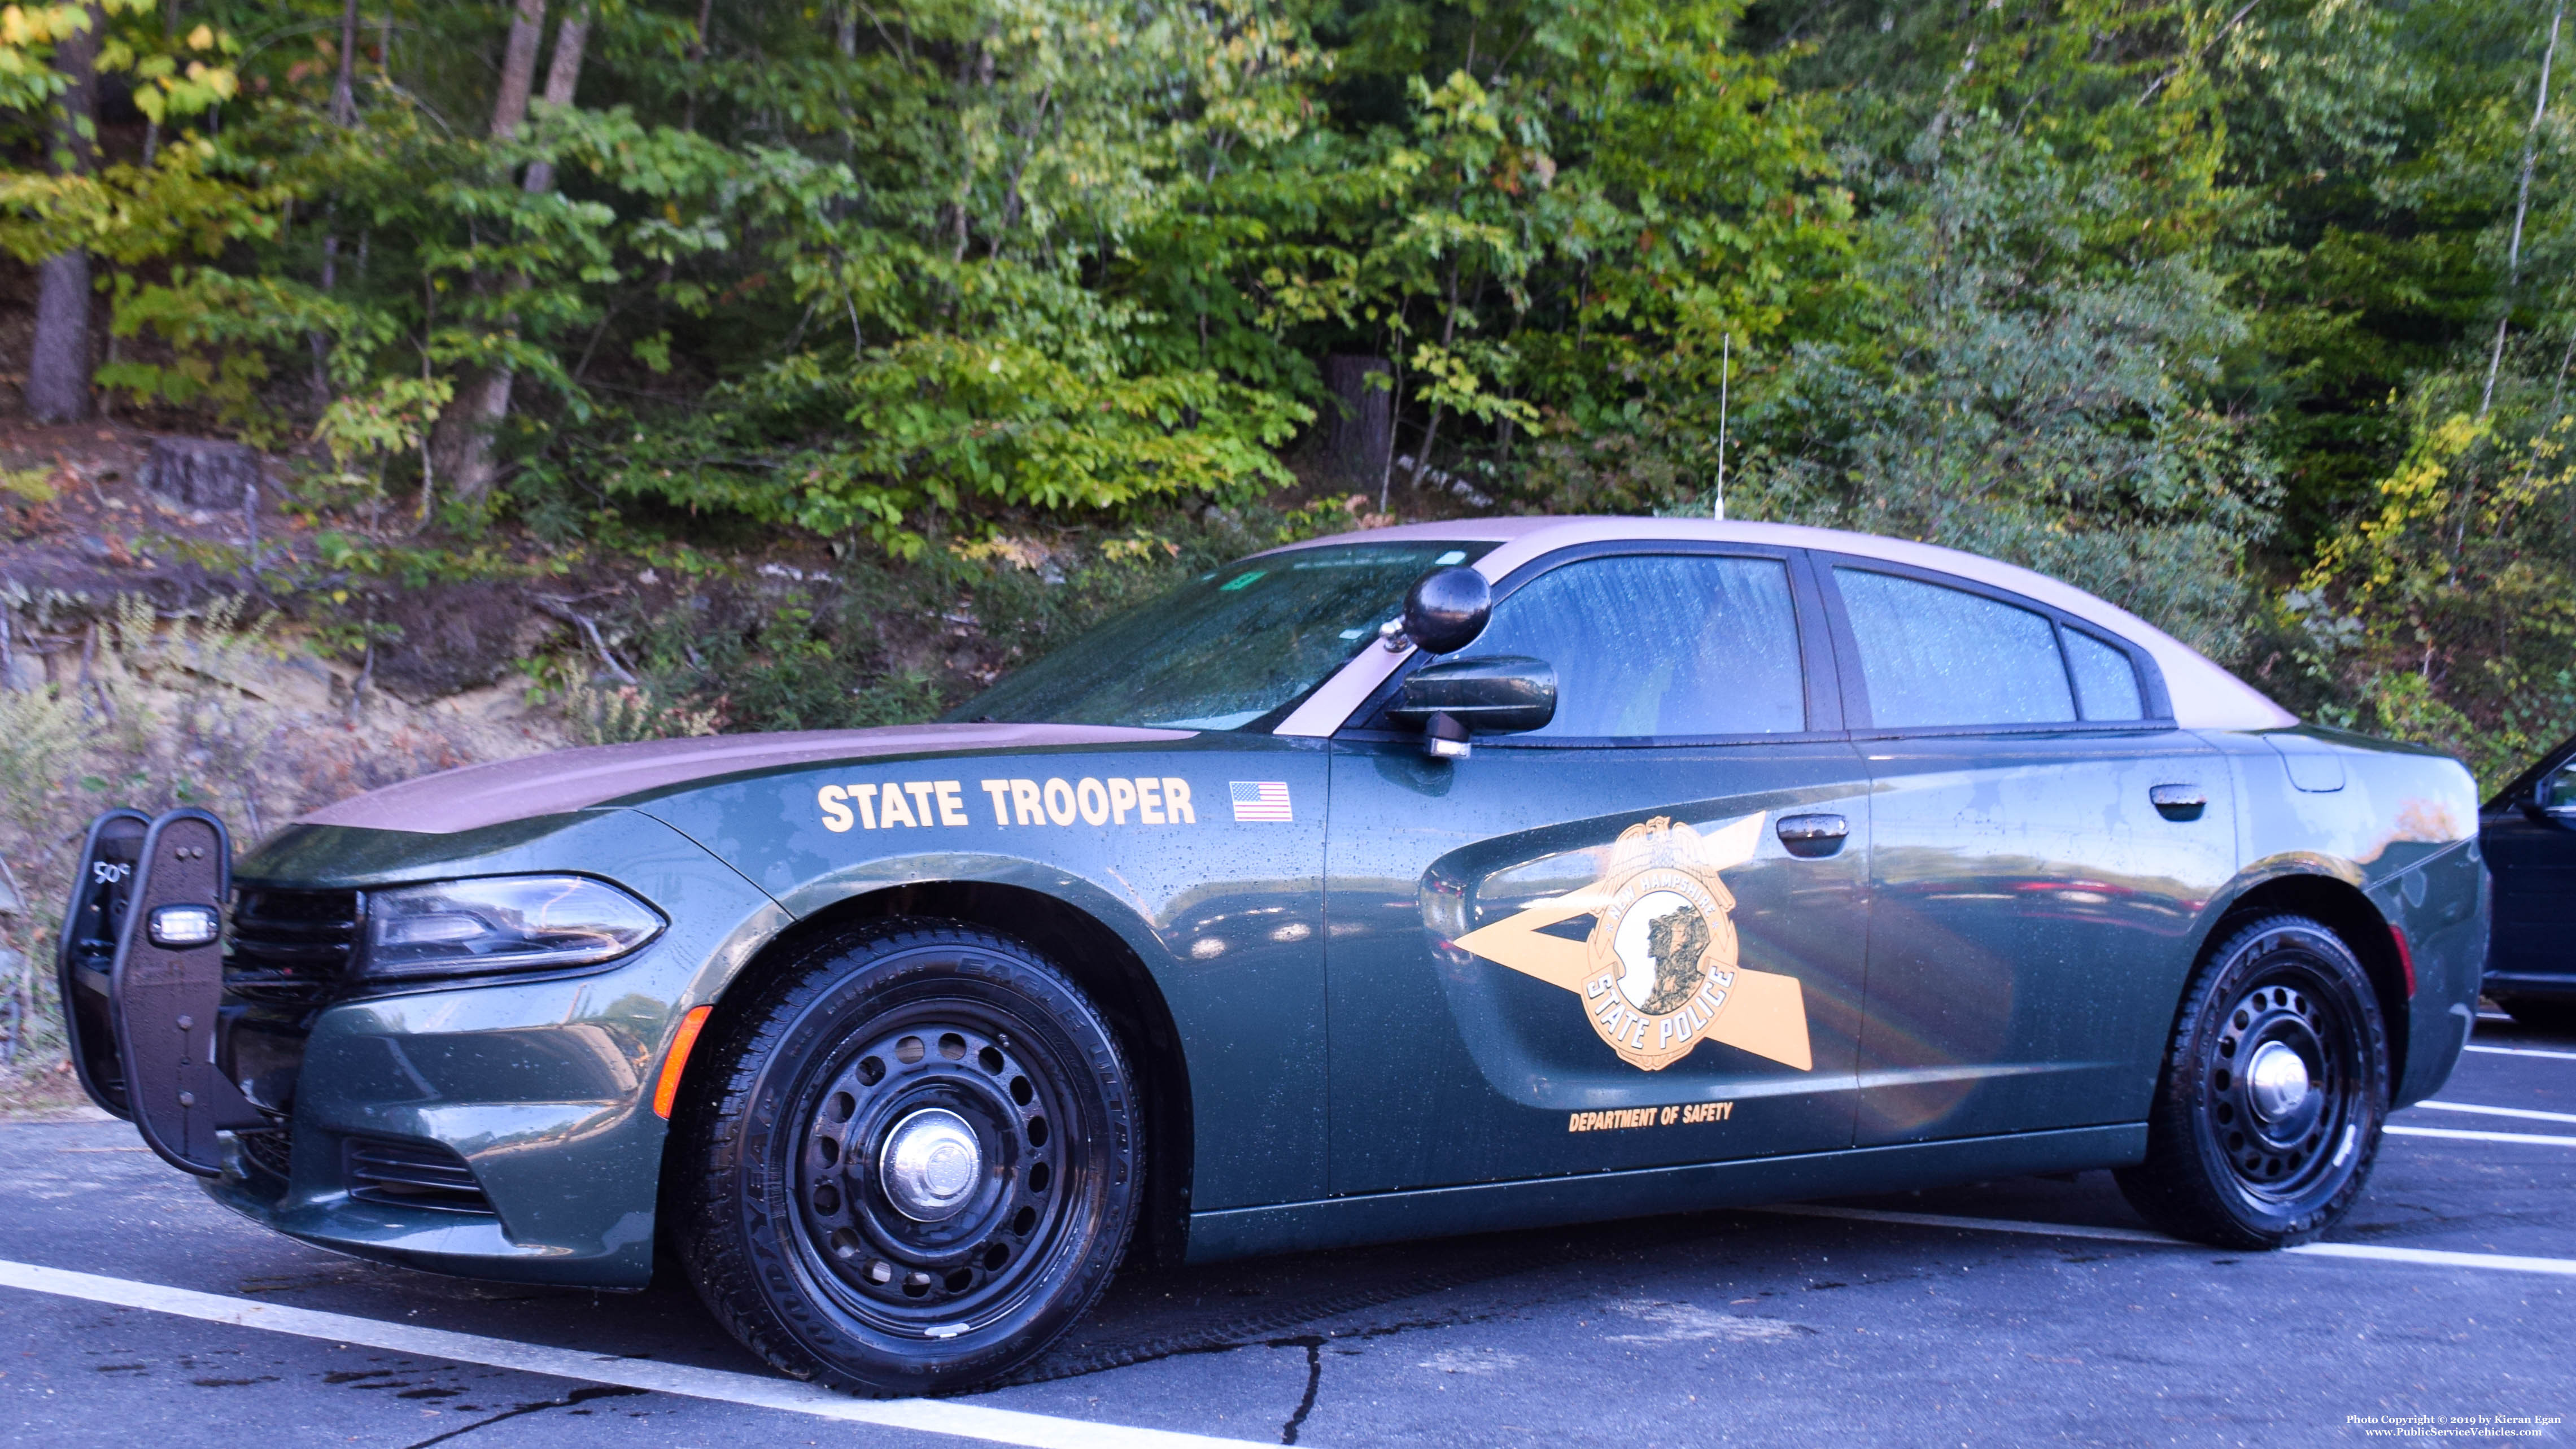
[2482,736,2576,1030]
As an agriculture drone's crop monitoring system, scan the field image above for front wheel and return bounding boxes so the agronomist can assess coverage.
[2115,915,2389,1249]
[669,920,1142,1395]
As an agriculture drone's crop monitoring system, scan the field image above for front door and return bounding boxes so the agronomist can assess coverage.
[1324,547,1874,1195]
[2485,749,2576,987]
[1817,560,2239,1145]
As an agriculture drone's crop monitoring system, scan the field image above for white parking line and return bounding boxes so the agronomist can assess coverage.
[2466,1044,2576,1061]
[2386,1124,2576,1148]
[1750,1206,2576,1276]
[0,1259,1261,1449]
[2290,1243,2576,1277]
[2415,1100,2576,1126]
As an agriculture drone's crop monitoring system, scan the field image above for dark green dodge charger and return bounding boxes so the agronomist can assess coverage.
[60,519,2488,1394]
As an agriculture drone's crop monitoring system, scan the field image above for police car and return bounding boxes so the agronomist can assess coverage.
[59,518,2489,1395]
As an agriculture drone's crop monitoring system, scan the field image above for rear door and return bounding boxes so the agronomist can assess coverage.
[1817,558,2238,1145]
[1323,545,1875,1195]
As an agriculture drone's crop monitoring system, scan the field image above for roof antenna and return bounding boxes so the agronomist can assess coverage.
[1713,332,1731,521]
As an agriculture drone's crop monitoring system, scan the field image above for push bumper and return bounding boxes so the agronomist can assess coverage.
[58,809,269,1170]
[64,806,788,1289]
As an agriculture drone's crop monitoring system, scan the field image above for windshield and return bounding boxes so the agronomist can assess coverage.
[949,540,1494,729]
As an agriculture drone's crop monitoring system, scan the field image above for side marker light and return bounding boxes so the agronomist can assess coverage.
[2389,924,2417,998]
[653,1005,715,1120]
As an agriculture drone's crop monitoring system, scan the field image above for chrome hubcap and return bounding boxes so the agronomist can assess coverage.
[2245,1041,2313,1128]
[878,1108,983,1222]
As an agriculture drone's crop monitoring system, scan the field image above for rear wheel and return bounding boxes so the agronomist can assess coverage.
[669,920,1141,1395]
[2115,915,2388,1249]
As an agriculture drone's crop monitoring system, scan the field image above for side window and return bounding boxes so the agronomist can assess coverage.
[2064,629,2145,721]
[1469,555,1806,739]
[1834,568,2075,728]
[2542,760,2576,811]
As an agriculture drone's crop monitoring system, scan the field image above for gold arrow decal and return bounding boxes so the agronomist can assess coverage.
[1451,811,1811,1072]
[1701,970,1811,1071]
[1448,889,1606,993]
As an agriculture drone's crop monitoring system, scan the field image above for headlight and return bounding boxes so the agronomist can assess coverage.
[363,876,665,980]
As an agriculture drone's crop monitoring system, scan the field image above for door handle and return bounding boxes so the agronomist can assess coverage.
[1776,813,1849,857]
[2150,784,2207,821]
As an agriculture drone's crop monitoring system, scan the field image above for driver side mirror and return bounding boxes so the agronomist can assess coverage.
[1390,565,1492,654]
[1390,656,1558,760]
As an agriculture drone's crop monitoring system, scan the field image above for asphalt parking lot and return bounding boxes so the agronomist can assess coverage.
[1,1016,2568,1449]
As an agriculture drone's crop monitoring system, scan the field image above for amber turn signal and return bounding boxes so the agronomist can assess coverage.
[653,1005,714,1119]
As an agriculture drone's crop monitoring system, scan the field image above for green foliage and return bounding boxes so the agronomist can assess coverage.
[9,0,2576,777]
[309,376,453,518]
[2294,386,2576,791]
[1732,117,2276,656]
[0,0,1853,555]
[1280,0,1851,479]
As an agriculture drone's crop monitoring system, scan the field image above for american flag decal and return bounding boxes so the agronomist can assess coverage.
[1229,781,1294,822]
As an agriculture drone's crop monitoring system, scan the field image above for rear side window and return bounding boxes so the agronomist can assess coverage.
[1472,554,1806,738]
[2064,629,2145,721]
[1834,568,2075,728]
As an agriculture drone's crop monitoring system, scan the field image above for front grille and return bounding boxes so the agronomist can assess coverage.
[344,1137,494,1215]
[227,889,363,1006]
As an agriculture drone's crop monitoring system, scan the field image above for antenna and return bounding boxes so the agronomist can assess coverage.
[1714,333,1731,521]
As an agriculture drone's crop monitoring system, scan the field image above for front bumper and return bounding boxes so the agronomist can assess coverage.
[72,808,787,1289]
[211,961,688,1286]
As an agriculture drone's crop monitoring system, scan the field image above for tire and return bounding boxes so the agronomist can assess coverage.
[2115,915,2389,1249]
[668,919,1143,1395]
[2495,996,2576,1035]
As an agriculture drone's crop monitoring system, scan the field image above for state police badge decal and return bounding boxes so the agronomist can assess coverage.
[1452,814,1813,1072]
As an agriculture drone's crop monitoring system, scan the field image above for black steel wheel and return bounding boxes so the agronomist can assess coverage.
[2116,915,2388,1249]
[669,920,1141,1395]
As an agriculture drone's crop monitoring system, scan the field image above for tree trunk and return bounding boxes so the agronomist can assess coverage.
[426,0,561,507]
[491,0,547,141]
[1322,356,1393,491]
[2486,0,2566,417]
[685,0,716,130]
[25,4,103,424]
[329,0,359,126]
[312,0,363,408]
[519,6,590,194]
[1407,262,1465,495]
